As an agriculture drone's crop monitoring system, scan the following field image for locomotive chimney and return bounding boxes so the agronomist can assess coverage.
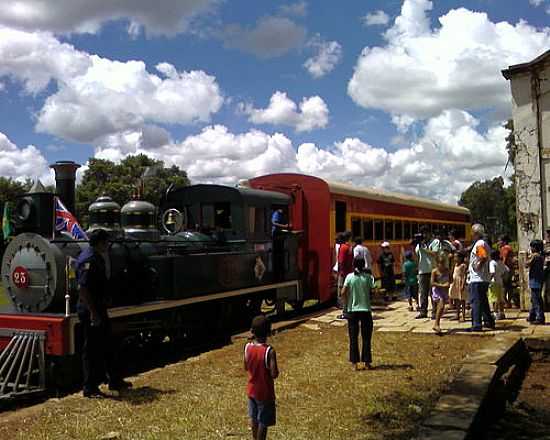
[50,161,80,214]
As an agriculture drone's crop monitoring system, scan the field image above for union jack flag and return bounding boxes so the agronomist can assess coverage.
[55,197,88,240]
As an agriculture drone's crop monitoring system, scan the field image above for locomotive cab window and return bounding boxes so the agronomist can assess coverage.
[201,202,232,231]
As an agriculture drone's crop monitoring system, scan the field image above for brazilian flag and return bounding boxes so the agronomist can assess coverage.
[2,202,12,242]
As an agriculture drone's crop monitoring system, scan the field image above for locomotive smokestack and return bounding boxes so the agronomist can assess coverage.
[50,161,80,214]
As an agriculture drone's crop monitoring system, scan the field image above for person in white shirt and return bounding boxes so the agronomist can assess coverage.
[332,233,344,273]
[353,237,372,272]
[468,224,495,331]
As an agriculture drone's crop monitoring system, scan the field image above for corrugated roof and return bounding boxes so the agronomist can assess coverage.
[326,180,470,216]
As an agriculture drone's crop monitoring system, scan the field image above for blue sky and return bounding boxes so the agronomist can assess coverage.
[0,0,549,201]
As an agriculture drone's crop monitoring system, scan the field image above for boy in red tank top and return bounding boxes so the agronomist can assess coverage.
[244,315,279,440]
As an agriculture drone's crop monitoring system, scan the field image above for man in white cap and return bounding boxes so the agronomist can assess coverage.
[468,223,495,331]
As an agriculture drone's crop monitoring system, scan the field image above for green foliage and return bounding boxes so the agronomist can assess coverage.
[75,154,190,223]
[459,176,516,240]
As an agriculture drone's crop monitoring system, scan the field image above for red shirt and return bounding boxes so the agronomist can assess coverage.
[245,342,275,401]
[338,243,353,276]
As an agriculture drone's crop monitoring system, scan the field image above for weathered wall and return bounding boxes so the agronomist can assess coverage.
[508,61,550,309]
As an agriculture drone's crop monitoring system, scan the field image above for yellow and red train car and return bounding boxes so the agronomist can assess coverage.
[248,174,471,304]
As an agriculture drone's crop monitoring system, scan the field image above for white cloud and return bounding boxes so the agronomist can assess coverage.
[0,0,218,36]
[529,0,544,6]
[0,132,51,184]
[348,0,550,123]
[95,125,298,185]
[297,109,509,202]
[303,36,343,78]
[222,16,306,58]
[240,91,329,132]
[92,108,506,202]
[362,10,390,26]
[0,26,224,144]
[279,2,308,17]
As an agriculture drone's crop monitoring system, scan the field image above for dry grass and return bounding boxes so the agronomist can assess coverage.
[0,325,489,440]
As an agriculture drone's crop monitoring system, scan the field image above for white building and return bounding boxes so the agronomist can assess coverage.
[503,50,550,309]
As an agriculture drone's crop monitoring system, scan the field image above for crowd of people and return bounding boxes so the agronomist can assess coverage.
[332,224,535,334]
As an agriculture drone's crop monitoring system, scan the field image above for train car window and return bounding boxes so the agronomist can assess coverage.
[364,219,374,241]
[201,204,215,229]
[412,222,418,235]
[335,201,347,233]
[214,202,232,229]
[404,221,411,240]
[395,221,403,240]
[457,224,466,239]
[249,207,256,233]
[352,218,361,238]
[255,208,266,234]
[385,220,394,241]
[374,220,383,241]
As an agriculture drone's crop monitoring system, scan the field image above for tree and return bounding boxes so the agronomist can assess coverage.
[76,155,190,224]
[459,177,516,240]
[0,177,31,243]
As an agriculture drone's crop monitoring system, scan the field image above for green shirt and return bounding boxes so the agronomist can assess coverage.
[403,260,418,286]
[343,271,374,313]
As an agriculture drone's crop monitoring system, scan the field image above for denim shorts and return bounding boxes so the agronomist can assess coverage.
[248,398,276,426]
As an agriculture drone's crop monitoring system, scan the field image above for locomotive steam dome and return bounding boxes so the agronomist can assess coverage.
[88,195,121,233]
[121,200,159,240]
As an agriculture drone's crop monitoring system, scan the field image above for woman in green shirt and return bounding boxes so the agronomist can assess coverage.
[341,258,375,371]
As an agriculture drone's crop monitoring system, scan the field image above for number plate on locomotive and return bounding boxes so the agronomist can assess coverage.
[12,266,30,288]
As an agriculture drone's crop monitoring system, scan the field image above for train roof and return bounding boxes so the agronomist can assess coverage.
[247,173,470,216]
[167,184,290,206]
[326,180,470,216]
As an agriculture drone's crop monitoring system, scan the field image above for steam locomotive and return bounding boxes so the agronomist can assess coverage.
[0,161,471,400]
[0,161,302,399]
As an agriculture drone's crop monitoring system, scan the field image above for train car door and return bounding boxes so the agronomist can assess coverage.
[335,200,347,233]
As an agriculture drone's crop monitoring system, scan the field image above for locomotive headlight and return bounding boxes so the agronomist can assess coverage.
[14,197,33,222]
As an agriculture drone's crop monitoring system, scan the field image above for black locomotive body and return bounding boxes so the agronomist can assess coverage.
[0,162,302,399]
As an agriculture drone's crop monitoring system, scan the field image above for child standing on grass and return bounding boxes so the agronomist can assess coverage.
[488,250,508,320]
[449,252,467,321]
[244,315,279,440]
[402,251,418,312]
[341,258,375,371]
[431,255,451,334]
[526,240,546,325]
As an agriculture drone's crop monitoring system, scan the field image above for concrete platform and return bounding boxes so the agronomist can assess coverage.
[305,300,545,336]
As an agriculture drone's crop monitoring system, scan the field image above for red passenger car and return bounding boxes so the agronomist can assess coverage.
[247,174,471,304]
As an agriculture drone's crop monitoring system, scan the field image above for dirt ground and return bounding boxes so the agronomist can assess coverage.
[485,349,550,440]
[0,324,489,440]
